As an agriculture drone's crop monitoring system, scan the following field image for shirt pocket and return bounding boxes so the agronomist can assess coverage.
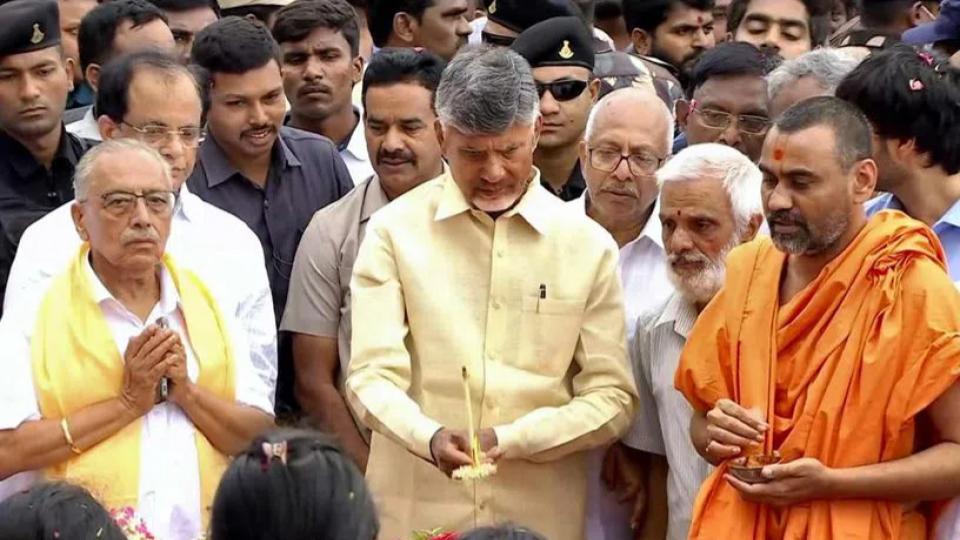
[516,295,585,377]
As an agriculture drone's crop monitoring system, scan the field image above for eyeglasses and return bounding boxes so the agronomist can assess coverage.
[536,80,588,102]
[481,31,515,46]
[588,148,664,176]
[89,190,179,217]
[690,100,770,136]
[122,122,205,148]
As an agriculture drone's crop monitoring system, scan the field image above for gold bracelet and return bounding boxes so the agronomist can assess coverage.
[60,417,82,455]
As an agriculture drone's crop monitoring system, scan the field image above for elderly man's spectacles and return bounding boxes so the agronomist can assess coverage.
[588,148,664,176]
[95,190,179,217]
[690,100,770,135]
[122,122,205,148]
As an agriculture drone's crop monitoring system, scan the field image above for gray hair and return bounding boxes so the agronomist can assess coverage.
[656,143,763,233]
[435,46,540,134]
[767,49,860,102]
[74,138,172,200]
[585,87,675,155]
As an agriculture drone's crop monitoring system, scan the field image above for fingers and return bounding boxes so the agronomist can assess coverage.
[124,325,157,360]
[705,422,761,451]
[705,439,743,459]
[717,399,769,432]
[707,405,766,444]
[138,332,180,369]
[439,445,474,468]
[484,446,505,463]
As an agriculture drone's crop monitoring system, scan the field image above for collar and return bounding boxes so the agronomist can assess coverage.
[200,128,301,188]
[0,125,83,179]
[341,108,367,159]
[877,192,960,230]
[85,253,181,316]
[434,167,551,235]
[175,182,201,223]
[653,292,698,339]
[360,175,391,223]
[578,191,664,249]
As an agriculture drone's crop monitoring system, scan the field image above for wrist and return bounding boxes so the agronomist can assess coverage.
[429,427,444,464]
[823,465,848,500]
[171,381,198,409]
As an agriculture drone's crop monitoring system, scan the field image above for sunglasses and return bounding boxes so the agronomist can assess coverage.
[536,80,588,102]
[481,31,516,46]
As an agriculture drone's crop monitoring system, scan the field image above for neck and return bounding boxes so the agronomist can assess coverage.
[889,168,960,226]
[11,126,62,169]
[90,253,161,323]
[289,105,357,147]
[783,215,867,300]
[535,143,581,191]
[382,163,444,201]
[586,198,651,248]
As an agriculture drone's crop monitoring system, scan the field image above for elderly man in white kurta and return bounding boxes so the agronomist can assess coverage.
[0,140,274,540]
[346,47,638,540]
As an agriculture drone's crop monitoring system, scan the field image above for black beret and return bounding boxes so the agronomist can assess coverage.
[511,17,595,71]
[0,0,61,58]
[487,0,581,33]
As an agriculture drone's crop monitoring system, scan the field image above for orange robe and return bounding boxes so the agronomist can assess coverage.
[675,211,960,539]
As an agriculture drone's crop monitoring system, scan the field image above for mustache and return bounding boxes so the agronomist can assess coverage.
[377,148,416,165]
[241,125,276,138]
[121,228,160,245]
[298,83,331,96]
[767,209,807,227]
[668,250,712,266]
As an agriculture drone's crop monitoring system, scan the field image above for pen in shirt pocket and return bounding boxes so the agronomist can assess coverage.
[538,283,546,313]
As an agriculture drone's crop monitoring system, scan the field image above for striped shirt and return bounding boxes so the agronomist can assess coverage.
[624,292,713,540]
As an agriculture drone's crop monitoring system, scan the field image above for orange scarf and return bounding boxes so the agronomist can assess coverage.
[676,211,960,539]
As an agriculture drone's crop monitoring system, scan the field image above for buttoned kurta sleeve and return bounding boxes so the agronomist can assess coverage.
[346,222,442,461]
[493,243,639,462]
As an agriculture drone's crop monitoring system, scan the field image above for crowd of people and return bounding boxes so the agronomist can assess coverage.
[0,0,958,539]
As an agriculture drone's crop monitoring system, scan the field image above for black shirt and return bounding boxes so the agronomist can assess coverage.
[0,127,88,313]
[187,126,353,324]
[541,159,587,202]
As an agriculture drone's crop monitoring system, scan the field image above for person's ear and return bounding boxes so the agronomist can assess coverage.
[435,119,447,153]
[531,115,543,149]
[71,202,89,242]
[852,158,879,203]
[579,138,589,166]
[631,27,653,55]
[741,214,764,242]
[85,63,101,92]
[893,137,927,167]
[352,54,364,85]
[588,78,601,103]
[97,115,122,141]
[394,12,419,45]
[64,57,76,93]
[676,99,691,132]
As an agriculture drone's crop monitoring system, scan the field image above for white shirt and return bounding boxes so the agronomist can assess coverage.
[625,292,713,540]
[66,107,102,141]
[0,257,272,540]
[340,108,374,186]
[571,194,675,540]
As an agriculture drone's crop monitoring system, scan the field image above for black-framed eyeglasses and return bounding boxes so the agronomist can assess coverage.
[481,31,516,46]
[536,79,588,102]
[689,100,770,136]
[588,148,664,176]
[81,190,179,217]
[122,121,205,148]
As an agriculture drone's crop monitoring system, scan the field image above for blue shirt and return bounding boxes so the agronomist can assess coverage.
[866,193,960,281]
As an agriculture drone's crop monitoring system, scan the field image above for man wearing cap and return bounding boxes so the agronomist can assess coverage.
[0,0,90,315]
[902,0,960,56]
[220,0,293,28]
[482,0,582,46]
[512,17,599,201]
[368,0,472,60]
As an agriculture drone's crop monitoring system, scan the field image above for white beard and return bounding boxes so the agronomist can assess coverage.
[667,240,737,305]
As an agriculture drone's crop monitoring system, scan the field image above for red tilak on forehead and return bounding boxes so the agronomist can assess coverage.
[697,15,703,24]
[773,148,785,161]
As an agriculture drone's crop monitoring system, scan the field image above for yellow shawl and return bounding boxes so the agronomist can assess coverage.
[30,245,235,525]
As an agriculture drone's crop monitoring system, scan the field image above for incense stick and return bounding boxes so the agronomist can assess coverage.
[461,366,478,463]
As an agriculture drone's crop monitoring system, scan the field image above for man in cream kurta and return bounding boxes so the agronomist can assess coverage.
[345,46,638,540]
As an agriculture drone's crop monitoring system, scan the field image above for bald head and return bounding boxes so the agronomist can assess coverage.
[585,87,674,156]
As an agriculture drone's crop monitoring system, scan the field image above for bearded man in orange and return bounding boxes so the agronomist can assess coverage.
[675,96,960,539]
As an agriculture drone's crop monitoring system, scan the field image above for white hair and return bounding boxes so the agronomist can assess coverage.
[766,48,861,102]
[656,143,763,232]
[73,138,172,200]
[585,87,675,155]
